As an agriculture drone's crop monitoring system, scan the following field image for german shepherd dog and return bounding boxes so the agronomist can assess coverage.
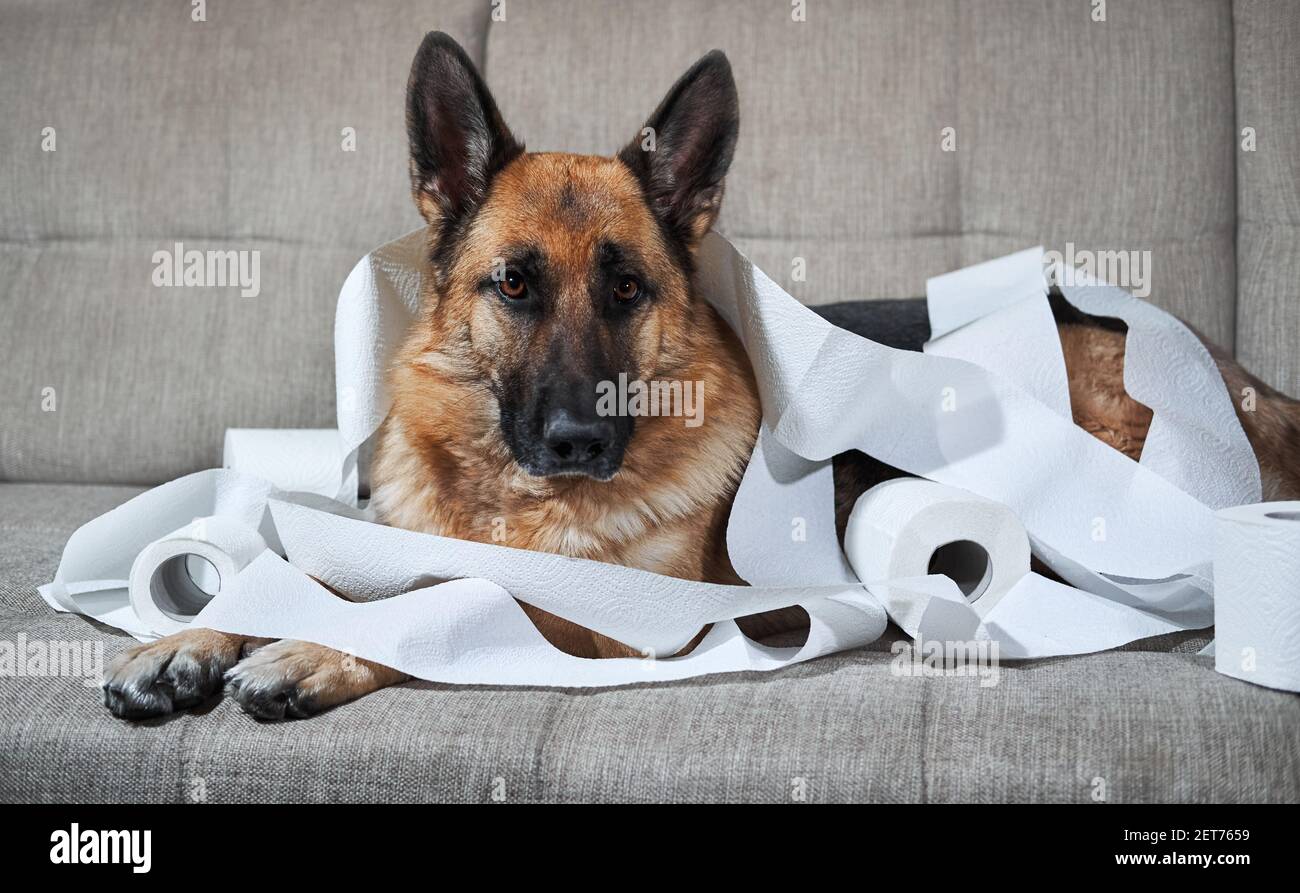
[103,33,1300,721]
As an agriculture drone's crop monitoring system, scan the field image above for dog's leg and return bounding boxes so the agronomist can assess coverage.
[218,572,411,720]
[103,630,272,720]
[224,640,410,721]
[106,573,411,720]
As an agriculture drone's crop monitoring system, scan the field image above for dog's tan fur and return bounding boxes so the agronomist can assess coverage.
[371,152,759,658]
[373,155,759,583]
[1058,321,1300,499]
[102,35,1300,723]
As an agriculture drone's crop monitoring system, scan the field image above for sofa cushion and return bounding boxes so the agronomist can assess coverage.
[2,604,1294,803]
[2,482,1293,803]
[0,482,146,619]
[0,0,488,484]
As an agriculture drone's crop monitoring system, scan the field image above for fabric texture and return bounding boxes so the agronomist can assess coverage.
[0,483,146,618]
[1234,0,1300,394]
[1,0,1296,805]
[1,482,1291,804]
[0,0,488,484]
[487,0,1237,339]
[1,0,1259,485]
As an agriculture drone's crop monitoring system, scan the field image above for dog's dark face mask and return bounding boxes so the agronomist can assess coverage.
[496,333,636,481]
[404,33,738,480]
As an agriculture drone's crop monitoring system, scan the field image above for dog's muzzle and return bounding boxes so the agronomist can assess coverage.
[503,385,633,481]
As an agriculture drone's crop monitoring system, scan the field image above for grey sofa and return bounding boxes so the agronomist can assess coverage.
[2,0,1298,803]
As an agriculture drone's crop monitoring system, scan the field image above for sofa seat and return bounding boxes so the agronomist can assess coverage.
[2,483,1297,803]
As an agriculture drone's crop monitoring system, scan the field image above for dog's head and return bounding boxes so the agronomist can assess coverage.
[403,32,738,481]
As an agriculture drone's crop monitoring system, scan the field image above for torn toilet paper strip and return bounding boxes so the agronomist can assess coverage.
[37,471,366,641]
[200,550,903,687]
[40,229,1267,686]
[39,471,282,639]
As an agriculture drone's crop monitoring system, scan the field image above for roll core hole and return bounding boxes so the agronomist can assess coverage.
[1265,511,1300,522]
[149,555,220,622]
[927,540,994,602]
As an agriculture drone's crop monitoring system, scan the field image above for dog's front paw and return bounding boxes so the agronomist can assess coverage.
[102,629,256,720]
[224,639,408,721]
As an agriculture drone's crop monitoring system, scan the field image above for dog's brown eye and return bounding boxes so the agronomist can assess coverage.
[497,271,527,300]
[614,276,641,304]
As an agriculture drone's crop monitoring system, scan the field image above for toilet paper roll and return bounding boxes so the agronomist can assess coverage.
[844,478,1032,619]
[1213,501,1300,692]
[223,428,358,503]
[128,516,269,637]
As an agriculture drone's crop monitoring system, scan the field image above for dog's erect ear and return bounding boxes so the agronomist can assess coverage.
[618,50,739,252]
[406,32,523,232]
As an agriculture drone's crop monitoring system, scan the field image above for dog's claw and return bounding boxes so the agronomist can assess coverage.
[224,670,317,721]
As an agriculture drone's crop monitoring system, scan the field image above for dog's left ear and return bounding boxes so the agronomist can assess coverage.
[618,50,739,252]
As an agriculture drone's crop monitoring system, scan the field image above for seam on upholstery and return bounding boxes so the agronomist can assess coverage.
[527,694,563,802]
[175,713,199,805]
[1237,217,1300,228]
[1229,0,1241,359]
[720,226,1238,243]
[478,0,494,83]
[918,672,929,804]
[0,234,366,249]
[221,46,233,293]
[722,229,1027,243]
[951,0,965,276]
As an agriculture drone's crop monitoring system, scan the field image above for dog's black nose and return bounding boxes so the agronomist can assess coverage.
[542,409,616,466]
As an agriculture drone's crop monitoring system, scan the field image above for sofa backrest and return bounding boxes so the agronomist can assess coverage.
[1,0,1295,485]
[1233,0,1300,393]
[1,0,486,483]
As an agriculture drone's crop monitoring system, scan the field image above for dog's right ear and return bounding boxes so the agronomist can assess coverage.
[406,32,523,235]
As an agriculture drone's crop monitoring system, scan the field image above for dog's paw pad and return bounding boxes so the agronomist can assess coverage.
[224,640,335,721]
[101,635,232,720]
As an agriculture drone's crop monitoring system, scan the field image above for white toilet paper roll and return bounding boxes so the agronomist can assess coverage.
[223,428,357,502]
[128,516,269,637]
[1213,501,1300,692]
[844,478,1032,618]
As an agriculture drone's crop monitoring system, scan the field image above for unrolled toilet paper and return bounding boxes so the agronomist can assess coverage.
[1213,502,1300,692]
[127,516,268,637]
[39,226,1287,690]
[38,469,364,640]
[39,470,281,639]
